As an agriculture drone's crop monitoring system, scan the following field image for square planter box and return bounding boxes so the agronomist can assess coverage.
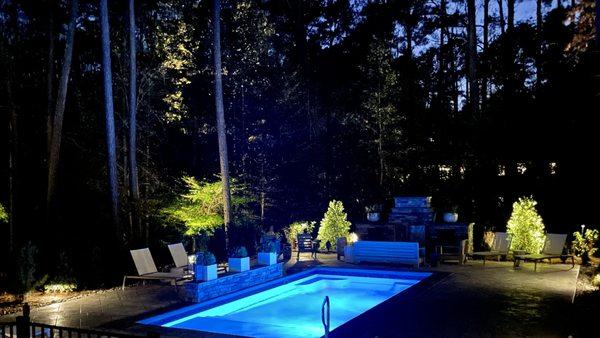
[194,264,217,282]
[228,257,250,272]
[258,252,277,266]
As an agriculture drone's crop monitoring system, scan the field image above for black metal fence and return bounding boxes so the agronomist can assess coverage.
[1,305,157,338]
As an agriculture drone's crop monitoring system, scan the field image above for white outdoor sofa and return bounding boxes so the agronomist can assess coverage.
[344,240,420,268]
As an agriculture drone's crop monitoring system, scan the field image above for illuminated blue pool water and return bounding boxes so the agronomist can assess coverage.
[139,268,431,337]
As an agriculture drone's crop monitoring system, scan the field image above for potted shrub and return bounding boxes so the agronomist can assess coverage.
[572,228,599,265]
[365,204,382,222]
[228,246,249,272]
[258,241,277,266]
[442,206,459,223]
[194,251,217,282]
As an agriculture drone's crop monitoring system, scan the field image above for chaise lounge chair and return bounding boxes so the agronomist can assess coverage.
[436,239,468,265]
[470,232,511,265]
[513,233,575,271]
[122,248,183,290]
[167,243,191,276]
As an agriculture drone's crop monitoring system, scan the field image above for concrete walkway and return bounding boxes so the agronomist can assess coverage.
[0,254,579,337]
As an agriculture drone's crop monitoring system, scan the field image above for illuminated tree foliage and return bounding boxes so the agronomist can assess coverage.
[162,176,252,236]
[358,37,400,187]
[572,229,599,258]
[507,197,546,254]
[565,0,596,55]
[0,203,7,223]
[284,221,316,249]
[317,200,351,249]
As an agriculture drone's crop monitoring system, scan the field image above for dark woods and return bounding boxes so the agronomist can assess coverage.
[1,0,598,289]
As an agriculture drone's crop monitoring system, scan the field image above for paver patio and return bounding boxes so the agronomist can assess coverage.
[0,254,579,337]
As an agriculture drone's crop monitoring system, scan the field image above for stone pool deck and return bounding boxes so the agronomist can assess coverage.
[0,253,580,337]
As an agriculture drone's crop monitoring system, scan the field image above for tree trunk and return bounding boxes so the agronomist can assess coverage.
[536,0,543,89]
[127,0,140,241]
[2,38,17,255]
[406,25,413,58]
[497,0,506,34]
[467,0,479,117]
[505,0,516,98]
[213,0,232,252]
[47,0,78,211]
[46,2,55,157]
[100,0,121,240]
[144,141,150,245]
[377,82,384,187]
[507,0,515,32]
[482,0,489,108]
[439,0,446,104]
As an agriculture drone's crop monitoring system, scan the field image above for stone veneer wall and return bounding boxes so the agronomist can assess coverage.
[178,262,284,302]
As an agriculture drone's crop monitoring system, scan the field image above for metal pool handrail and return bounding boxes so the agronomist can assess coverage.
[321,296,330,338]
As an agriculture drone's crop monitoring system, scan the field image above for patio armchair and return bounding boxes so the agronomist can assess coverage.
[470,232,511,265]
[513,233,575,271]
[436,239,468,265]
[297,234,318,261]
[122,248,184,290]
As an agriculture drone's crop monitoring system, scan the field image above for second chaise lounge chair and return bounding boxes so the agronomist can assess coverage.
[122,248,183,290]
[470,232,511,265]
[167,243,191,277]
[513,233,575,271]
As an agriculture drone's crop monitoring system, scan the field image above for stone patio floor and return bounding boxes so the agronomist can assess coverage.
[0,253,581,337]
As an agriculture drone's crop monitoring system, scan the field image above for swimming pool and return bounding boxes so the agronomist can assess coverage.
[139,267,431,337]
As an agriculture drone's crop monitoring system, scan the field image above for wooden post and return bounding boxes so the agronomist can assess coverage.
[16,303,30,338]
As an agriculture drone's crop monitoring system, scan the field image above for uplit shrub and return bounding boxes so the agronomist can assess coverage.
[572,229,599,262]
[347,232,359,243]
[162,176,253,236]
[44,283,77,293]
[592,274,600,287]
[506,197,546,254]
[317,200,351,249]
[229,246,248,258]
[283,221,316,249]
[195,251,216,266]
[0,203,7,222]
[259,239,277,253]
